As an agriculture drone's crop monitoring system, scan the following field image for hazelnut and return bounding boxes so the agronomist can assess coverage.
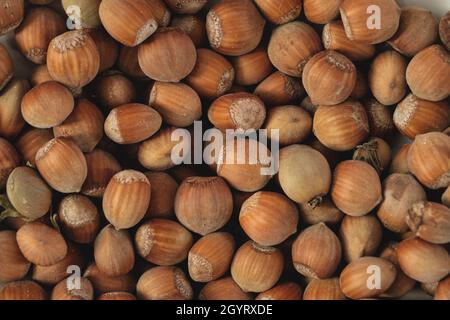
[32,244,85,285]
[104,103,162,145]
[353,137,392,174]
[217,138,273,192]
[279,144,331,204]
[164,0,207,15]
[0,230,30,282]
[407,201,450,245]
[240,191,299,246]
[16,222,68,267]
[0,44,13,91]
[340,257,397,299]
[149,81,202,127]
[94,225,135,277]
[98,292,136,301]
[95,73,136,111]
[406,45,450,102]
[292,223,342,279]
[199,277,252,300]
[256,283,303,301]
[58,194,100,244]
[118,46,146,79]
[264,105,312,146]
[397,237,450,283]
[206,0,265,56]
[0,138,20,189]
[313,100,369,152]
[99,0,158,47]
[254,71,305,107]
[84,263,136,294]
[6,166,52,221]
[407,132,450,190]
[137,266,193,300]
[138,127,185,171]
[435,277,450,300]
[379,243,416,299]
[15,128,53,168]
[377,173,426,233]
[47,30,100,89]
[81,149,122,198]
[35,137,87,193]
[340,215,383,262]
[144,172,178,218]
[188,232,235,283]
[0,281,47,300]
[171,15,206,47]
[303,50,356,106]
[208,93,266,131]
[186,48,235,99]
[21,81,74,129]
[303,0,342,24]
[388,6,439,57]
[232,48,273,86]
[138,28,197,82]
[87,29,119,72]
[332,160,382,217]
[268,21,322,77]
[303,278,346,300]
[440,11,450,51]
[135,219,193,266]
[231,241,284,293]
[53,99,104,153]
[299,197,344,226]
[364,98,395,139]
[51,277,94,301]
[394,94,450,140]
[175,176,233,236]
[369,51,408,106]
[0,0,24,35]
[390,143,411,174]
[323,21,375,61]
[103,170,151,230]
[0,79,28,139]
[14,7,65,64]
[30,64,53,87]
[340,0,401,44]
[254,0,302,25]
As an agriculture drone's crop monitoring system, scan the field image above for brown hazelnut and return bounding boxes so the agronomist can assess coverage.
[94,225,135,277]
[135,219,193,266]
[406,45,450,102]
[103,170,151,230]
[175,176,233,236]
[206,0,265,56]
[14,7,65,64]
[16,222,68,266]
[21,81,74,129]
[47,30,100,89]
[292,223,342,279]
[268,21,322,77]
[231,241,284,293]
[99,0,158,47]
[388,6,439,57]
[138,28,197,82]
[35,137,87,193]
[340,0,401,44]
[186,48,235,99]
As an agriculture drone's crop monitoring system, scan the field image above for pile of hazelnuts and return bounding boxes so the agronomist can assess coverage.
[0,0,449,300]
